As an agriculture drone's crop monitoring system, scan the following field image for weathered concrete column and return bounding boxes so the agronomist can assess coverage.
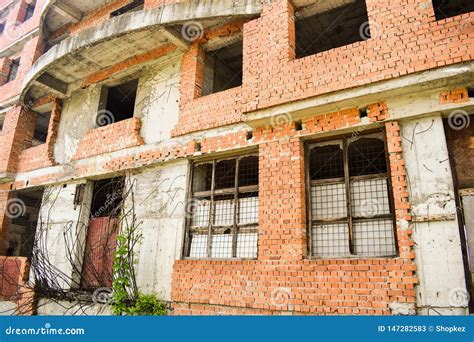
[400,114,468,315]
[128,160,188,301]
[34,181,93,291]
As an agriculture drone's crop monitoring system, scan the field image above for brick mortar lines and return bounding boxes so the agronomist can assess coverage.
[168,108,417,315]
[172,1,474,136]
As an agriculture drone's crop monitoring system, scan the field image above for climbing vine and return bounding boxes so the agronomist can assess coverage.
[111,185,167,316]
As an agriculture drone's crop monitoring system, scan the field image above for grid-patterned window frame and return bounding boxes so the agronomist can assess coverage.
[184,153,259,259]
[305,130,398,258]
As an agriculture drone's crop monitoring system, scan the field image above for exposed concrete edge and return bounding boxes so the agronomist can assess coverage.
[0,172,16,183]
[245,62,474,127]
[0,94,20,110]
[20,0,261,103]
[12,122,252,188]
[38,0,60,39]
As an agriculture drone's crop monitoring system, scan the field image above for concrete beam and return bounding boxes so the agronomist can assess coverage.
[159,27,189,50]
[51,1,83,23]
[34,73,68,95]
[22,0,261,103]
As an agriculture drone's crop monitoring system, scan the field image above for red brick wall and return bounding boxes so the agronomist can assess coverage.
[72,117,144,161]
[173,0,474,136]
[439,87,470,104]
[0,256,33,315]
[16,98,62,172]
[0,106,37,174]
[0,0,44,52]
[171,114,416,315]
[0,35,43,104]
[9,102,384,188]
[51,0,182,39]
[81,44,176,88]
[0,256,24,299]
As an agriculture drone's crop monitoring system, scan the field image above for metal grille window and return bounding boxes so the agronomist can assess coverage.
[185,154,259,259]
[308,132,397,258]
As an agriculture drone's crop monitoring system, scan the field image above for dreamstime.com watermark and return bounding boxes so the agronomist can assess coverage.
[4,322,85,336]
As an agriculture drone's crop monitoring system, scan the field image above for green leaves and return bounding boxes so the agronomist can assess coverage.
[111,221,167,316]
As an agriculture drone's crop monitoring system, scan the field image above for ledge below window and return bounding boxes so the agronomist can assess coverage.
[72,117,144,161]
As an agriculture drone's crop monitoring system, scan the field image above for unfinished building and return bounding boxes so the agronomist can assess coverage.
[0,0,473,315]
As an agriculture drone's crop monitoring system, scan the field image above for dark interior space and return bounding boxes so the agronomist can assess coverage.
[32,111,51,145]
[295,0,370,58]
[100,79,138,126]
[432,0,474,20]
[203,40,243,96]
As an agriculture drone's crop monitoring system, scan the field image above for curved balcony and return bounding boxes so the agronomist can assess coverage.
[21,0,260,103]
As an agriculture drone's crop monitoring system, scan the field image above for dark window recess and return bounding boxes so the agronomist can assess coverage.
[238,156,259,187]
[295,0,369,58]
[89,177,125,218]
[24,2,36,22]
[7,59,20,83]
[110,0,144,17]
[432,0,474,20]
[192,163,213,192]
[32,111,51,145]
[98,79,138,127]
[309,143,344,180]
[5,188,44,260]
[215,159,236,190]
[202,40,243,96]
[0,23,5,35]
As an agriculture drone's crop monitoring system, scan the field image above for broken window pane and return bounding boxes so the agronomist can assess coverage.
[348,137,387,176]
[192,163,213,192]
[238,156,259,187]
[215,159,236,190]
[309,143,344,180]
